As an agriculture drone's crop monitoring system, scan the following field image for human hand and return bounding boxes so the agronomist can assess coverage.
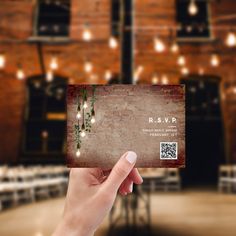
[53,151,143,236]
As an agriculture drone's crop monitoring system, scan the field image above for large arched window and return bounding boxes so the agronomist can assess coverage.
[21,75,67,164]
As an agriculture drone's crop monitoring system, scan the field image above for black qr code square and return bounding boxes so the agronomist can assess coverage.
[160,142,178,160]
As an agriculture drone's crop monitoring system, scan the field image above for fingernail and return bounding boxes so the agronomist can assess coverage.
[129,183,133,193]
[126,151,137,164]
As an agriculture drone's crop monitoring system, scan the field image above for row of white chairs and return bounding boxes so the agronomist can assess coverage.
[0,165,69,211]
[218,165,236,193]
[139,168,181,192]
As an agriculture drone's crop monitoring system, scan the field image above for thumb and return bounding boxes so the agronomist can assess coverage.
[103,151,137,193]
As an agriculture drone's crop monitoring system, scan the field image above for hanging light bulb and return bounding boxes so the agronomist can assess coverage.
[161,75,169,85]
[210,54,220,67]
[104,70,112,81]
[0,54,6,69]
[134,65,144,82]
[80,124,86,137]
[152,74,159,84]
[76,149,81,157]
[84,60,93,73]
[16,66,25,80]
[76,104,81,120]
[82,24,92,41]
[154,37,165,53]
[109,36,118,49]
[188,0,198,16]
[46,70,54,82]
[177,55,186,66]
[50,57,58,70]
[225,32,236,47]
[91,109,95,124]
[181,67,189,76]
[171,42,179,53]
[83,101,88,109]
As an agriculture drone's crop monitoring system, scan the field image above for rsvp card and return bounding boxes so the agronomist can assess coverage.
[67,85,185,168]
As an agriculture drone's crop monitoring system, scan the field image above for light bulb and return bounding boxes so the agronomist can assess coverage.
[104,70,112,81]
[80,131,86,137]
[188,0,198,16]
[171,42,179,53]
[198,67,205,76]
[177,55,186,66]
[152,74,159,84]
[0,54,6,69]
[82,27,92,41]
[91,117,96,124]
[154,37,165,52]
[46,70,53,82]
[226,32,236,47]
[76,149,81,157]
[181,67,189,75]
[109,36,118,49]
[50,57,58,70]
[210,54,220,67]
[76,111,81,120]
[134,65,144,82]
[83,101,88,109]
[161,75,169,85]
[16,68,25,80]
[84,61,93,73]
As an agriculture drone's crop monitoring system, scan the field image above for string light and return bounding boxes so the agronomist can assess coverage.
[181,67,189,76]
[76,104,81,120]
[16,66,25,80]
[80,124,86,137]
[83,101,88,109]
[170,42,179,53]
[84,60,93,73]
[154,37,165,53]
[109,36,118,49]
[104,70,112,81]
[188,0,198,16]
[198,67,205,76]
[210,54,220,67]
[151,74,159,84]
[82,24,92,42]
[76,149,81,157]
[50,57,58,70]
[0,54,6,69]
[134,65,144,82]
[225,32,236,47]
[46,70,54,82]
[91,109,95,124]
[177,55,186,66]
[161,75,169,85]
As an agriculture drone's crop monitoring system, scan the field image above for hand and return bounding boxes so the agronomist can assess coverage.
[53,151,143,236]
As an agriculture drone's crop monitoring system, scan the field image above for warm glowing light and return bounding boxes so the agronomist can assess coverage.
[225,32,236,47]
[181,67,189,75]
[161,75,169,85]
[84,61,93,73]
[91,117,96,124]
[154,37,165,53]
[76,111,81,120]
[177,55,186,66]
[82,24,92,41]
[83,101,88,109]
[104,70,112,81]
[16,68,25,80]
[76,149,81,157]
[134,65,144,82]
[198,67,205,76]
[0,54,6,69]
[41,130,48,139]
[109,36,118,49]
[210,54,220,67]
[233,87,236,94]
[50,57,58,70]
[80,131,86,137]
[171,42,179,53]
[152,74,159,84]
[188,0,198,16]
[46,70,53,82]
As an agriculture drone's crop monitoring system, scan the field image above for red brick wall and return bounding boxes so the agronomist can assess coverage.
[0,0,235,163]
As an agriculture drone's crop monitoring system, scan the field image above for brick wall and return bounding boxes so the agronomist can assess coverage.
[0,0,235,163]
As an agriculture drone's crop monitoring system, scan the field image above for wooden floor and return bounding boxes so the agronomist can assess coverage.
[0,190,236,236]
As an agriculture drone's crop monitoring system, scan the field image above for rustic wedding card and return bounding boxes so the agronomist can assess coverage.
[67,85,185,168]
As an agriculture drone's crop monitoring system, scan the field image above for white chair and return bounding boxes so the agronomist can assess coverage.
[218,165,233,193]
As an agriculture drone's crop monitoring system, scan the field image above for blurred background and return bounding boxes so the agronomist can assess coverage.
[0,0,236,235]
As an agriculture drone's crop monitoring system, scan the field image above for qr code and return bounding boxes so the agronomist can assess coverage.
[160,142,178,160]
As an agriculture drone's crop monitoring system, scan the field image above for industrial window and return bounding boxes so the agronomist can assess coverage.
[176,0,211,40]
[34,0,71,37]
